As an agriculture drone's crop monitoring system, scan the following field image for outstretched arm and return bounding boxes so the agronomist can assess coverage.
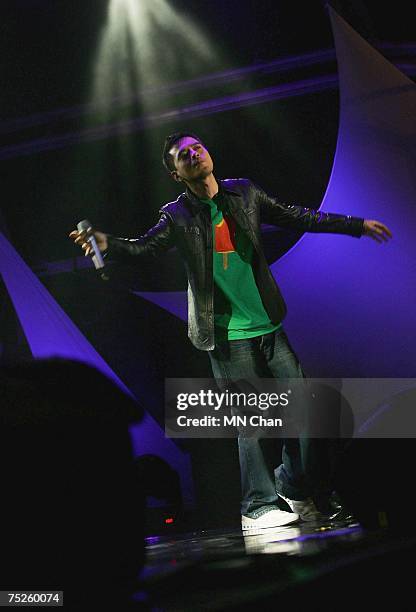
[69,213,175,262]
[254,182,392,240]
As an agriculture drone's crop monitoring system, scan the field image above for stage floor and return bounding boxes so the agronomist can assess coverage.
[137,518,415,610]
[143,518,363,579]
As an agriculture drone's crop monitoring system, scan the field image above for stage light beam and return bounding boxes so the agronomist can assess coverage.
[91,0,219,117]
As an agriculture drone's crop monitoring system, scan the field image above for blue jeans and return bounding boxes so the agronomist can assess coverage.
[208,328,326,517]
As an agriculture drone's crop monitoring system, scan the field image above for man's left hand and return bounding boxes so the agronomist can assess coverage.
[362,220,392,243]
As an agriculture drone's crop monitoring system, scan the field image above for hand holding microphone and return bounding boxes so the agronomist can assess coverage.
[69,220,109,279]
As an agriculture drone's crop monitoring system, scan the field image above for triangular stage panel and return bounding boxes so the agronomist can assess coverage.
[132,290,187,322]
[0,232,193,505]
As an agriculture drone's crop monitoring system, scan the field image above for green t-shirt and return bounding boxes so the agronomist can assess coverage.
[201,195,281,341]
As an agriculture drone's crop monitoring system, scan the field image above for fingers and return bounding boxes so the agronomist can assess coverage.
[81,243,93,256]
[69,230,82,242]
[372,221,393,240]
[372,229,388,243]
[68,229,90,242]
[367,232,384,244]
[369,230,387,243]
[68,229,93,256]
[363,220,393,243]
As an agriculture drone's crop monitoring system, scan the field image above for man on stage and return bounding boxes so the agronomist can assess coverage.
[70,132,392,530]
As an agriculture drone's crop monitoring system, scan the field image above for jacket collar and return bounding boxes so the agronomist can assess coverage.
[184,179,241,211]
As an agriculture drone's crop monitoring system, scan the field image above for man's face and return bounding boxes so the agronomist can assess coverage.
[169,136,214,183]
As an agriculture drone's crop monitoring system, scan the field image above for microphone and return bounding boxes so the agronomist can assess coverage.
[76,219,109,280]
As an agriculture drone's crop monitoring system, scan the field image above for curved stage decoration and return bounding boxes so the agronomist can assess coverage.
[271,8,415,377]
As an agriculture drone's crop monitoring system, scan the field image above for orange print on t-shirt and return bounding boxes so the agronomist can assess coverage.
[215,215,236,269]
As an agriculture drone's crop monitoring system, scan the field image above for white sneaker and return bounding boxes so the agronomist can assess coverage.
[278,493,324,522]
[243,526,302,551]
[242,509,299,531]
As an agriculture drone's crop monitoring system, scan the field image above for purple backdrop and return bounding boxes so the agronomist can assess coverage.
[271,9,416,377]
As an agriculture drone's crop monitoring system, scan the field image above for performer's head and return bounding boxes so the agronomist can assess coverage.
[162,132,214,184]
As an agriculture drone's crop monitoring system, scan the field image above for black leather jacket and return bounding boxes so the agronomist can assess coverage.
[107,178,364,351]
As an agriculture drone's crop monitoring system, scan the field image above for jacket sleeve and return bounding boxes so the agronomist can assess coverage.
[253,182,364,237]
[106,213,175,262]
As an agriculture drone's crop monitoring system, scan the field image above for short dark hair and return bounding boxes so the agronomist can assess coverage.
[162,131,204,173]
